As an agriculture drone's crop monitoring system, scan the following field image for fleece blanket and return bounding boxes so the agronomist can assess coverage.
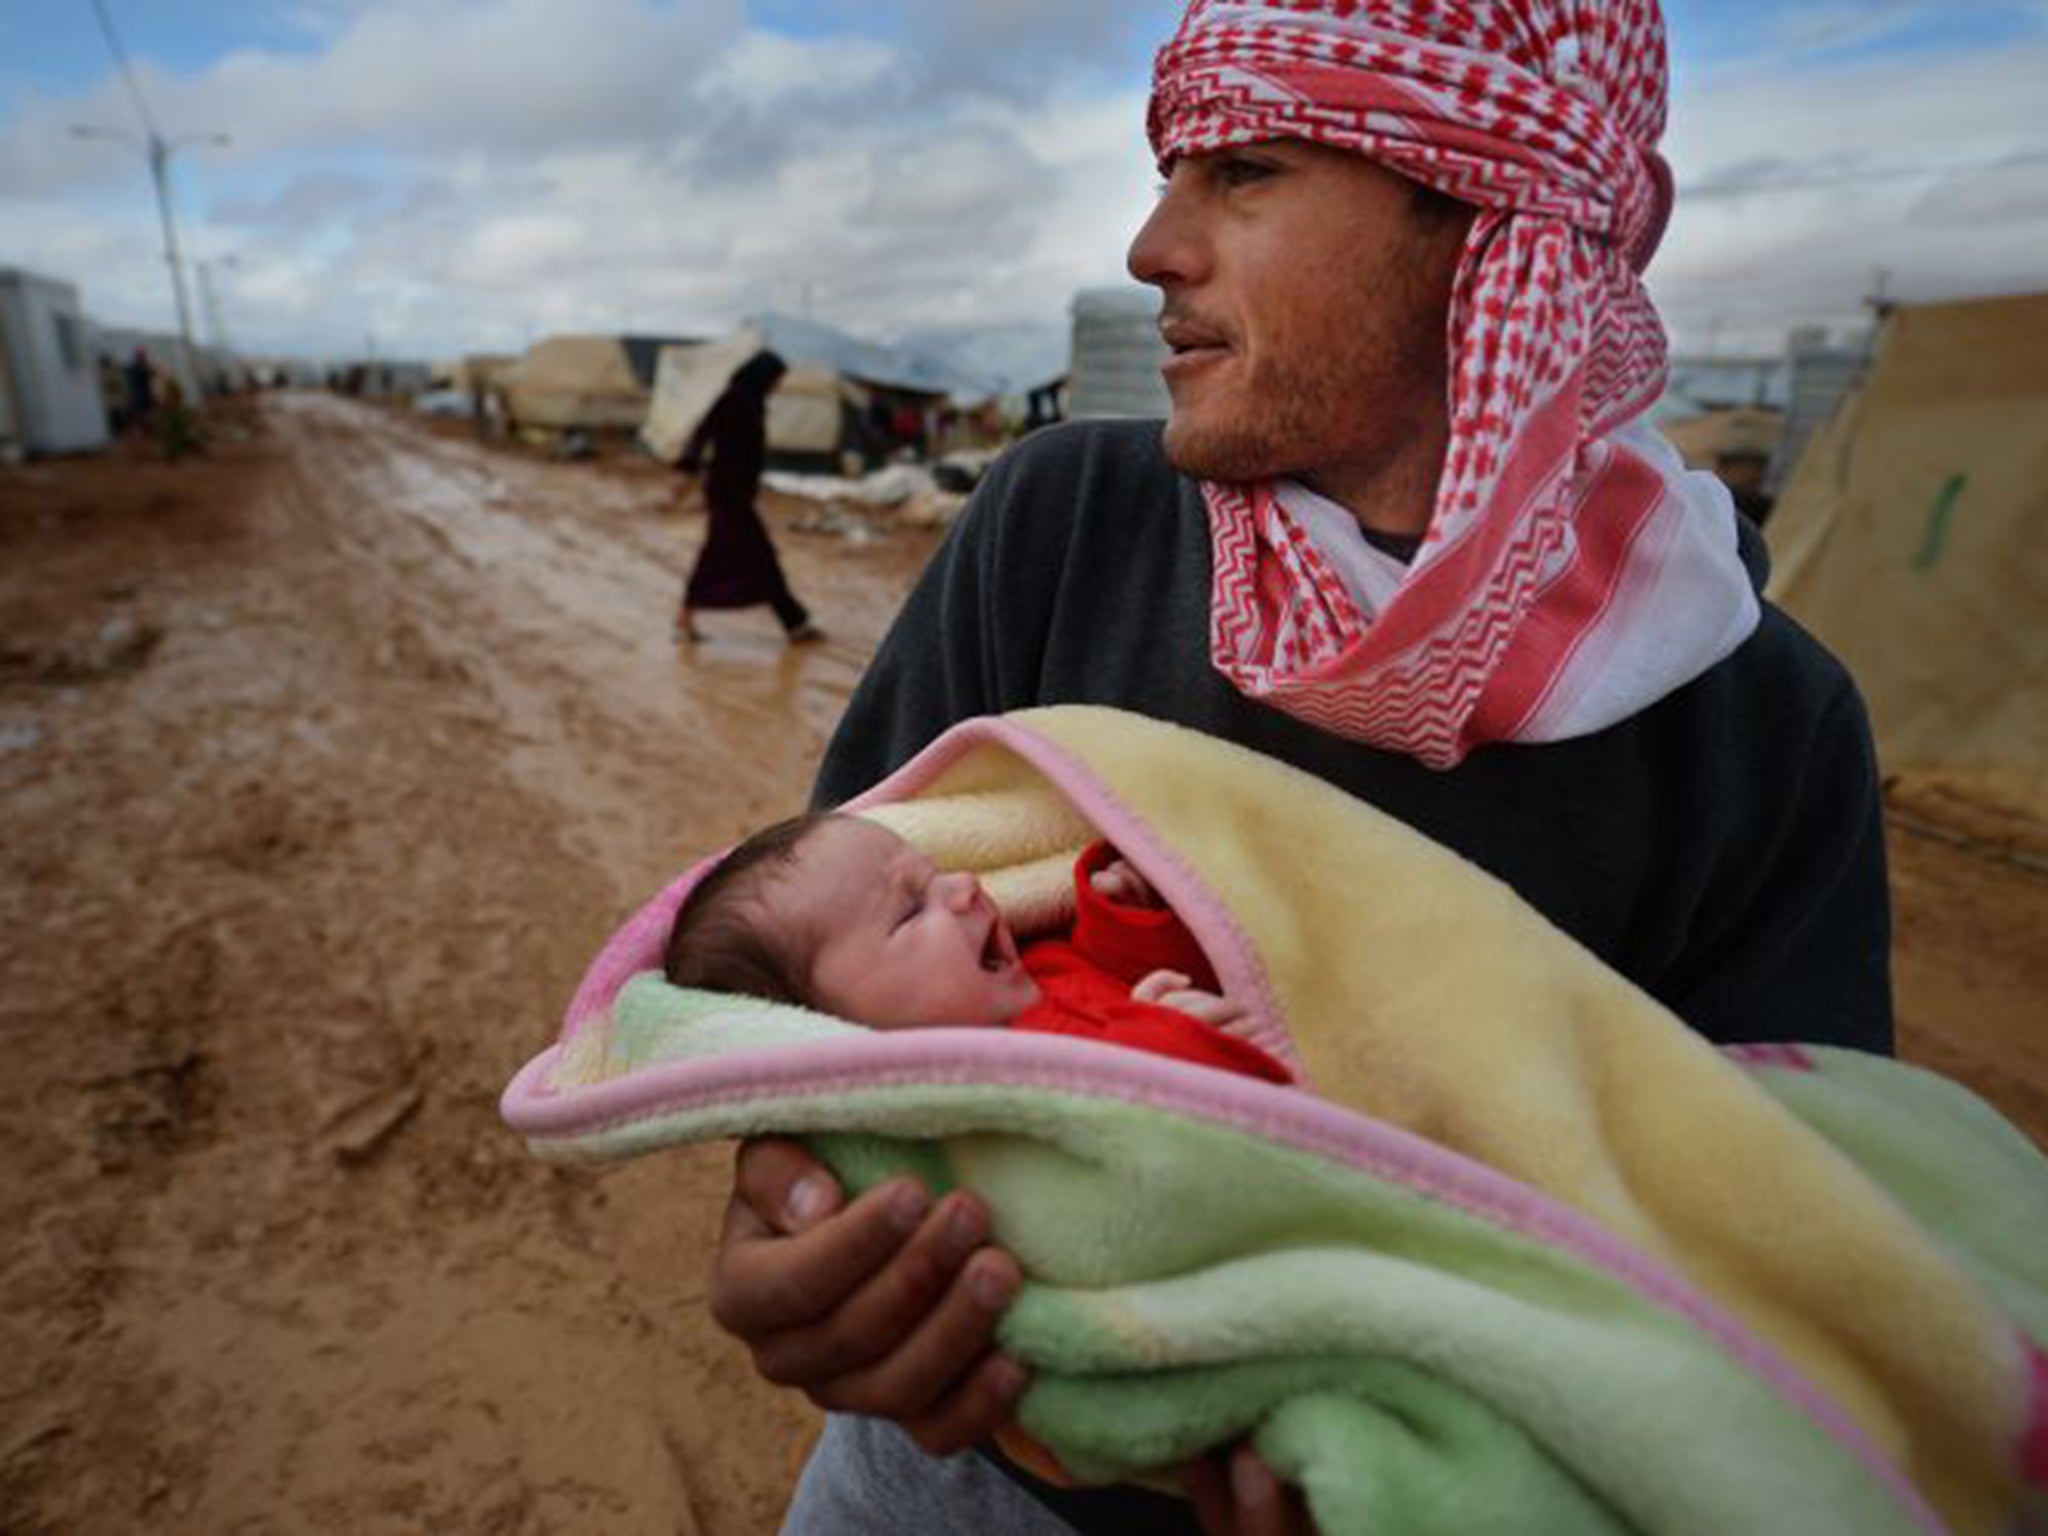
[501,706,2048,1536]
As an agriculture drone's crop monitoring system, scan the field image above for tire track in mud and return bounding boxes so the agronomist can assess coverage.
[270,394,884,889]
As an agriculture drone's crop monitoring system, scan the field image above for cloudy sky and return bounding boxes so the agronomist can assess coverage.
[2,0,2043,377]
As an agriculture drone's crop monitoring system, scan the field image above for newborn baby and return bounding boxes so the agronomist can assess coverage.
[663,812,1290,1082]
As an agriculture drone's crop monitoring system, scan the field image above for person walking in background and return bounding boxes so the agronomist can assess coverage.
[123,347,155,436]
[674,349,821,645]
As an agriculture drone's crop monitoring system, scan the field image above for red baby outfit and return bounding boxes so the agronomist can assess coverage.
[1010,842,1291,1083]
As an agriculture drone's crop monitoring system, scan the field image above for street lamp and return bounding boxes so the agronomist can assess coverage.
[68,0,231,400]
[194,253,240,357]
[71,123,231,400]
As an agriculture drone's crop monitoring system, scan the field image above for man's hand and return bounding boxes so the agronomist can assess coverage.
[707,1137,1028,1455]
[1185,1444,1316,1536]
[1132,970,1251,1033]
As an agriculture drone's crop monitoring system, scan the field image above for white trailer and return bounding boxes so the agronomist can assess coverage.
[0,268,110,455]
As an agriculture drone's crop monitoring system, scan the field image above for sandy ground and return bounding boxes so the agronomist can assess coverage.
[1,393,2043,1535]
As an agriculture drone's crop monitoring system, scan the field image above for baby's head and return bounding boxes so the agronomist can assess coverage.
[663,812,1039,1028]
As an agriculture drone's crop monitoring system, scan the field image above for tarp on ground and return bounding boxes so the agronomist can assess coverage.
[1765,292,2048,792]
[496,335,647,431]
[640,329,866,465]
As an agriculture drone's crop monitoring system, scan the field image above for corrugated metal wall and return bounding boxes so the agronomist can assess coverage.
[1067,287,1169,420]
[1770,327,1870,494]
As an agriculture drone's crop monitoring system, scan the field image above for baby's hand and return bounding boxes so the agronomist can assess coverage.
[1132,970,1249,1032]
[1090,856,1163,909]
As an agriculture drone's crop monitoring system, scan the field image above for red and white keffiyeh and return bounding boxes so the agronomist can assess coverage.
[1149,0,1759,767]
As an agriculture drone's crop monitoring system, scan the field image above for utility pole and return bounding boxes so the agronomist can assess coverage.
[195,255,238,365]
[70,0,229,400]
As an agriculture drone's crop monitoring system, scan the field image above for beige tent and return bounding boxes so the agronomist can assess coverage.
[1766,293,2048,791]
[640,331,761,462]
[640,331,869,469]
[430,352,518,396]
[496,335,647,431]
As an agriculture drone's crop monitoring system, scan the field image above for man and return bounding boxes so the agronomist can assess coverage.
[707,2,1893,1532]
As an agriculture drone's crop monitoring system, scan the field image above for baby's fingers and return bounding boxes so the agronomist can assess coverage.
[1132,969,1191,1003]
[1161,990,1247,1029]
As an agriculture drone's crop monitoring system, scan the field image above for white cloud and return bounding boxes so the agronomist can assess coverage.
[3,0,2040,368]
[1654,35,2048,350]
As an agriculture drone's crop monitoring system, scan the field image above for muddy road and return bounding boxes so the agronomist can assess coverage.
[1,393,2042,1534]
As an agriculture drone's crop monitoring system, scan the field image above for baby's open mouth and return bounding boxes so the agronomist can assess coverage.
[980,923,1010,971]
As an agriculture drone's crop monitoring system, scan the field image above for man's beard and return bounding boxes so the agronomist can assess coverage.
[1161,337,1441,491]
[1161,220,1458,495]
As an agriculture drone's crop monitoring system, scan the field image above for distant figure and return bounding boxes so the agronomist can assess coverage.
[153,372,204,462]
[97,355,128,435]
[675,350,820,645]
[124,348,155,434]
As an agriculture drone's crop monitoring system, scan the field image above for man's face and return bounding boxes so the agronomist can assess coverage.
[1127,140,1469,498]
[774,818,1040,1029]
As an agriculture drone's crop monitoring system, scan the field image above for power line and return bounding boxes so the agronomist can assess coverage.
[88,0,158,139]
[71,1,230,400]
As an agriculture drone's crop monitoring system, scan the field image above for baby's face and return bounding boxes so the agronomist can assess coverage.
[774,818,1040,1028]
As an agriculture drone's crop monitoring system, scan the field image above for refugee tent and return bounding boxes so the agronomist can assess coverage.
[495,335,650,432]
[643,316,960,472]
[767,366,864,464]
[642,335,875,473]
[639,329,764,463]
[1765,292,2048,790]
[430,353,518,397]
[0,268,110,455]
[751,311,960,467]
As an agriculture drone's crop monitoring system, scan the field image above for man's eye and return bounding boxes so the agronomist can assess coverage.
[1217,156,1275,188]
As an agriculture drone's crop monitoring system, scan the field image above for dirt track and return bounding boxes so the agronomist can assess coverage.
[1,394,2043,1534]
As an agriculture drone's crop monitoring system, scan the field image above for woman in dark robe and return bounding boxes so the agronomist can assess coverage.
[675,349,820,643]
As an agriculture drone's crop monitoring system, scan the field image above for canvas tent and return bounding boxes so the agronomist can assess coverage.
[431,353,518,396]
[642,321,947,472]
[0,268,110,455]
[495,335,650,432]
[640,330,764,463]
[1765,292,2048,791]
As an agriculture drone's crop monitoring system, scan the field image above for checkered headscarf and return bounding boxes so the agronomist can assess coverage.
[1150,0,1755,767]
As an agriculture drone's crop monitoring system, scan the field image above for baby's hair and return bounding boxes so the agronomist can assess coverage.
[662,811,839,1004]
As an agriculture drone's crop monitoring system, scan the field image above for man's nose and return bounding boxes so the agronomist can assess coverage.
[935,870,979,910]
[1127,173,1204,289]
